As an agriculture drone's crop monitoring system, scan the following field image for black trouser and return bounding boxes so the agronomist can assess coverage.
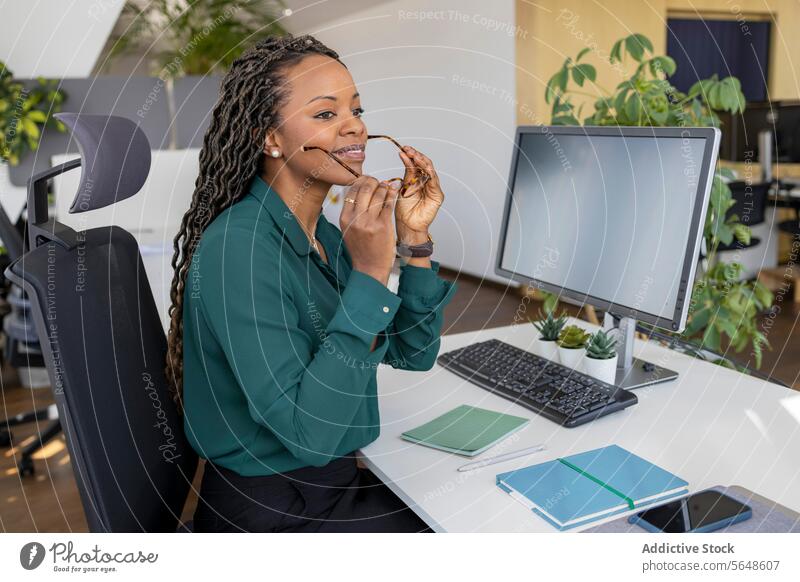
[193,454,431,532]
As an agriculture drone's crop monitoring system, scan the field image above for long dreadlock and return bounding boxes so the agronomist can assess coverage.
[165,34,343,410]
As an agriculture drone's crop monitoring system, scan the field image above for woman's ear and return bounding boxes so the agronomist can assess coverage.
[250,127,280,151]
[262,128,283,159]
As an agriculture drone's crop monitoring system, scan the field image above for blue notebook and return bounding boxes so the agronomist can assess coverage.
[496,445,689,530]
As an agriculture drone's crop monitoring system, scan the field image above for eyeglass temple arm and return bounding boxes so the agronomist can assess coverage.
[366,134,404,149]
[302,136,430,190]
[300,145,361,178]
[367,135,431,185]
[301,138,404,179]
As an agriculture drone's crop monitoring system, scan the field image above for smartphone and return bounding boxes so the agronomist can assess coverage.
[628,490,752,532]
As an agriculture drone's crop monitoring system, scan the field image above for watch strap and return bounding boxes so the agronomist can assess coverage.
[396,232,434,257]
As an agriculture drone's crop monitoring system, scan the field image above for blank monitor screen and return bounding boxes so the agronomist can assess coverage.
[498,127,718,330]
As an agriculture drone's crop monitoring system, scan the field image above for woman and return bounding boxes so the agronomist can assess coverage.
[164,34,457,532]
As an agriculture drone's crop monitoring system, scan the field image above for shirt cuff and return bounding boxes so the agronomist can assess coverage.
[328,269,403,343]
[397,259,457,305]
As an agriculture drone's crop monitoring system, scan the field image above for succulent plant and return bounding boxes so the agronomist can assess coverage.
[586,330,618,360]
[557,325,591,349]
[531,310,567,341]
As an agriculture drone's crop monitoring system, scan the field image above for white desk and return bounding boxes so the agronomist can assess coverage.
[358,319,800,532]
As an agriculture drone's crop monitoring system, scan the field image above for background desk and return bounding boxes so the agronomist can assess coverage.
[358,319,800,532]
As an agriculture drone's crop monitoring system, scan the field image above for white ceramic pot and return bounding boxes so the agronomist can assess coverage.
[583,354,619,384]
[534,336,559,362]
[557,345,586,371]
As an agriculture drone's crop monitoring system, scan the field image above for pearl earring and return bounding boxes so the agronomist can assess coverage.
[270,149,280,158]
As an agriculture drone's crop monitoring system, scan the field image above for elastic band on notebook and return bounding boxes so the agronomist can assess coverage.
[557,457,635,510]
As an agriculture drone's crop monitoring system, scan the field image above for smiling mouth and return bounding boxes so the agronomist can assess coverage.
[332,144,366,160]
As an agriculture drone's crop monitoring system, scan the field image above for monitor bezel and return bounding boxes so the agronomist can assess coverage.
[494,124,721,333]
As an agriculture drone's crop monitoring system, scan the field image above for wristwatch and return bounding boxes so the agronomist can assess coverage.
[396,232,434,258]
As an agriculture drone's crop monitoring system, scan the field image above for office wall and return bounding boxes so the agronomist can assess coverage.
[516,0,666,126]
[516,0,800,273]
[0,1,122,77]
[517,0,800,125]
[668,0,800,103]
[290,0,517,284]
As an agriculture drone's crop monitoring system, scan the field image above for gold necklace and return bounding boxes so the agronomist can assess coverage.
[296,217,320,253]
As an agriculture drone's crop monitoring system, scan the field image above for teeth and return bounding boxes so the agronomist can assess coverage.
[336,144,363,154]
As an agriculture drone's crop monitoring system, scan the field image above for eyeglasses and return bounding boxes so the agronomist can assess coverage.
[302,134,430,198]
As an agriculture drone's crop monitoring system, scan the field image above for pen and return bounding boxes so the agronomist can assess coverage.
[457,443,547,472]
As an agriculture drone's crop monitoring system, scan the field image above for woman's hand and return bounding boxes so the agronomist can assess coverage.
[340,176,400,286]
[394,146,444,237]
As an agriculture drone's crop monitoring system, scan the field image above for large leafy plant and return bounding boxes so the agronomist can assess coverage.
[107,0,290,77]
[0,61,66,165]
[542,34,773,368]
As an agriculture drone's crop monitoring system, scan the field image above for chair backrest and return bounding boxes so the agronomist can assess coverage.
[3,113,197,532]
[727,181,770,226]
[0,201,24,262]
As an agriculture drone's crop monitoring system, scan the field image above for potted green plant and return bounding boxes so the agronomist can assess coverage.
[584,329,619,384]
[106,0,290,78]
[557,324,591,370]
[543,33,773,371]
[530,309,567,361]
[1,61,66,166]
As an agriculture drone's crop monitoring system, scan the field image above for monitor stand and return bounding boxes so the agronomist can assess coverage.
[603,313,679,390]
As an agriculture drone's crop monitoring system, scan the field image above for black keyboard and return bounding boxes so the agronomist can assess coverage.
[436,338,637,427]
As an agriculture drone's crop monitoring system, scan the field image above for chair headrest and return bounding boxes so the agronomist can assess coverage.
[54,113,151,213]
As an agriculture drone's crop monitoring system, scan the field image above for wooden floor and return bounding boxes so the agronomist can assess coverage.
[1,267,798,532]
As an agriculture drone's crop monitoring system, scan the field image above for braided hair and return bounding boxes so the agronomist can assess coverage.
[165,34,343,409]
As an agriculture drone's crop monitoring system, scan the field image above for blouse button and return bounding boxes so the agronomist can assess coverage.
[382,306,390,313]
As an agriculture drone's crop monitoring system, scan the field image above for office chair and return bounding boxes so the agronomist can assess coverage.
[774,180,800,238]
[777,219,800,238]
[716,181,770,251]
[698,181,771,278]
[0,200,59,474]
[3,113,198,532]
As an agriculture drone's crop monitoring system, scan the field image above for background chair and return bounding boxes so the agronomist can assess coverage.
[698,181,772,281]
[716,181,770,251]
[4,113,197,532]
[754,180,800,304]
[0,199,59,475]
[775,199,800,303]
[775,182,800,239]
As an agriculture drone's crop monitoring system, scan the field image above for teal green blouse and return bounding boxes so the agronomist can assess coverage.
[182,175,457,476]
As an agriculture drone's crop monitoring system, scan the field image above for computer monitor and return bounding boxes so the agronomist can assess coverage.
[720,101,800,163]
[496,125,721,389]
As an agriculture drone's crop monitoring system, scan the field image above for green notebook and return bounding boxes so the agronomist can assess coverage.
[400,405,529,457]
